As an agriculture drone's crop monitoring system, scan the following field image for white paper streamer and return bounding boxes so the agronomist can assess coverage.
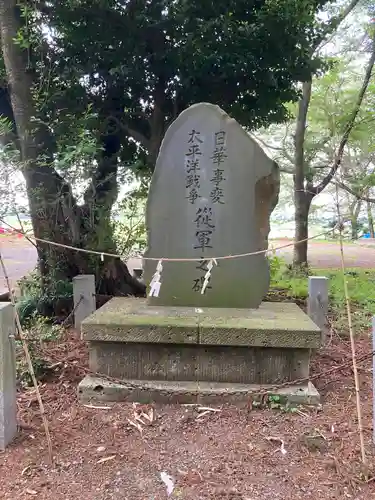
[201,258,217,294]
[160,471,174,496]
[149,259,163,297]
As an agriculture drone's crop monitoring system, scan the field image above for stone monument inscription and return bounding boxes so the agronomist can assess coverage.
[143,103,279,308]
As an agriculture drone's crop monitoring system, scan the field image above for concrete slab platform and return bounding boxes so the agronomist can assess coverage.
[82,298,321,349]
[78,375,320,406]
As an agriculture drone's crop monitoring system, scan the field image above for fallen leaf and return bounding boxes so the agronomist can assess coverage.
[21,466,31,476]
[266,436,287,455]
[197,406,221,413]
[97,455,116,464]
[127,418,143,434]
[196,410,211,420]
[26,489,37,496]
[84,404,111,410]
[141,407,154,423]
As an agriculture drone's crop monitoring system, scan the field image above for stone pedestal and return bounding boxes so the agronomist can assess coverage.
[78,298,321,405]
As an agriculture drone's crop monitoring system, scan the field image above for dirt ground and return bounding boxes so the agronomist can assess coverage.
[1,329,375,500]
[0,235,37,294]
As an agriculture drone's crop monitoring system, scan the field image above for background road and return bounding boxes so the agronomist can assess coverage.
[1,236,375,295]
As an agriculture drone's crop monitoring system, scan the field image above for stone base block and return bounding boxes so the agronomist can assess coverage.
[89,341,310,384]
[82,298,321,349]
[78,375,320,406]
[83,298,320,385]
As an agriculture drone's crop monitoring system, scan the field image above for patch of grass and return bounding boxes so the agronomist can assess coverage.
[269,257,375,332]
[16,315,64,387]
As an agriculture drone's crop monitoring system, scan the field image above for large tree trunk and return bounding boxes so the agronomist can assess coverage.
[290,6,374,267]
[367,200,375,238]
[293,189,313,266]
[293,80,313,267]
[0,0,145,305]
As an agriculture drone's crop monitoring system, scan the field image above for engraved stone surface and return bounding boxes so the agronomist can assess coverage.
[143,103,279,308]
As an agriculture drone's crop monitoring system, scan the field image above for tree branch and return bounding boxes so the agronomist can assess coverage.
[312,39,375,195]
[335,181,375,204]
[294,80,312,189]
[312,0,362,52]
[108,115,150,150]
[252,134,294,164]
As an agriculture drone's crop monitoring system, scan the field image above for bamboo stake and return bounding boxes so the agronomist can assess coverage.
[335,183,366,465]
[0,251,53,464]
[372,316,375,446]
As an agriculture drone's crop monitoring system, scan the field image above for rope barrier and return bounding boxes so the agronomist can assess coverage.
[0,224,337,263]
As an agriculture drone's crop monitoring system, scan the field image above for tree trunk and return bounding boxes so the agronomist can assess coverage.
[350,218,358,240]
[293,80,312,267]
[367,200,375,238]
[0,0,145,305]
[293,189,313,266]
[350,200,362,240]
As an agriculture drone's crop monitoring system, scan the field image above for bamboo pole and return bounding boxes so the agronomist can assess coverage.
[0,251,53,463]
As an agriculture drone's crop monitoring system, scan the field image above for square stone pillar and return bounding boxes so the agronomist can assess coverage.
[0,303,17,450]
[73,275,96,330]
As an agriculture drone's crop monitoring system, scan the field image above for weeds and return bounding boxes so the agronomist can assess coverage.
[269,257,375,331]
[16,315,64,387]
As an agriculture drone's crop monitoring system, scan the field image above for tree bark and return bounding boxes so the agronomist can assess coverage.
[347,198,361,240]
[367,200,375,238]
[0,0,145,306]
[293,190,313,266]
[293,80,312,266]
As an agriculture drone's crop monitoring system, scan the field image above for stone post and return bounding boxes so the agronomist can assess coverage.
[0,303,17,450]
[73,275,96,330]
[308,276,329,343]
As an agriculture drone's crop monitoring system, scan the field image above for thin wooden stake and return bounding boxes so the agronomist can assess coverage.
[335,184,366,465]
[0,252,53,464]
[372,316,375,446]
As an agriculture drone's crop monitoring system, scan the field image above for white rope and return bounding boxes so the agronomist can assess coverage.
[7,228,336,263]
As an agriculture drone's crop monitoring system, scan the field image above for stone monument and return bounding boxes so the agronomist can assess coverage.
[144,103,279,308]
[78,103,321,405]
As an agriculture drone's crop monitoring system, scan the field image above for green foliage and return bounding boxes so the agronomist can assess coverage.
[251,394,299,412]
[268,254,286,281]
[17,270,73,324]
[16,315,64,387]
[54,105,101,181]
[113,192,147,258]
[270,262,375,331]
[32,0,334,174]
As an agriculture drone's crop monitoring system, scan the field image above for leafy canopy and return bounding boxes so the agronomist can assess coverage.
[30,0,332,171]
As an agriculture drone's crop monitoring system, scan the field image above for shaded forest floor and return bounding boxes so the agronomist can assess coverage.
[1,235,375,499]
[1,326,375,500]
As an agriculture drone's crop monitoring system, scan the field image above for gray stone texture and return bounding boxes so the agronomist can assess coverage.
[73,274,96,330]
[82,298,321,349]
[143,103,280,308]
[308,276,329,343]
[83,298,320,389]
[89,342,310,384]
[78,375,320,406]
[0,303,17,450]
